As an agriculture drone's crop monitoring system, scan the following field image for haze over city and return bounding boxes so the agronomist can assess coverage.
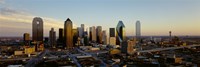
[0,0,200,37]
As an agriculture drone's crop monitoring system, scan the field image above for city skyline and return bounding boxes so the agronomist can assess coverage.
[1,0,200,37]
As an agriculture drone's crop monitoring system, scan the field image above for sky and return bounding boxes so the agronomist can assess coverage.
[0,0,200,37]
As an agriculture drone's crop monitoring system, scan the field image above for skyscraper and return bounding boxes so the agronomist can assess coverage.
[92,26,96,42]
[89,27,92,41]
[64,18,73,49]
[136,21,141,39]
[32,17,43,42]
[73,29,78,46]
[32,17,43,51]
[96,26,102,44]
[109,28,116,45]
[109,28,115,37]
[116,21,125,45]
[59,28,64,41]
[102,30,107,44]
[57,28,64,48]
[80,24,85,38]
[49,28,56,48]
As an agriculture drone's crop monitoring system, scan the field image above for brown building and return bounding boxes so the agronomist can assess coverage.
[23,33,30,45]
[64,18,73,49]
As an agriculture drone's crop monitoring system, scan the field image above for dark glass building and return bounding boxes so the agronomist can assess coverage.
[32,17,43,42]
[116,21,125,45]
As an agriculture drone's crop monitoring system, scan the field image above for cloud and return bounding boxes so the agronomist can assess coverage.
[0,0,4,4]
[0,7,66,37]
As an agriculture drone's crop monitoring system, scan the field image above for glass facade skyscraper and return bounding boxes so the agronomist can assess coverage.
[116,21,125,45]
[64,18,73,49]
[32,17,43,42]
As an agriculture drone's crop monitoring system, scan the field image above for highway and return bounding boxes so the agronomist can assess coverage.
[25,50,49,67]
[137,44,200,53]
[75,48,107,66]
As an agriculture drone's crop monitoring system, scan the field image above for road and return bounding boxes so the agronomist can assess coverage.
[25,50,49,67]
[137,44,200,53]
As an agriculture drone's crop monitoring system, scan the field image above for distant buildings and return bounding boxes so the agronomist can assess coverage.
[64,18,73,49]
[109,28,116,45]
[89,27,92,41]
[116,21,125,45]
[136,21,141,40]
[49,28,56,48]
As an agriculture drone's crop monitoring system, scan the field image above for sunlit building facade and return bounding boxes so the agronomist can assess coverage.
[64,18,73,49]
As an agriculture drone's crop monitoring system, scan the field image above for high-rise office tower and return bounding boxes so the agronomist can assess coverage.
[92,26,96,42]
[49,28,56,48]
[23,33,30,45]
[136,21,141,39]
[59,28,64,41]
[57,28,64,48]
[77,27,83,38]
[109,28,115,37]
[102,30,107,44]
[83,31,89,46]
[32,17,43,42]
[109,28,116,45]
[96,26,102,44]
[32,17,43,51]
[64,18,73,49]
[116,21,125,45]
[80,24,85,38]
[89,27,92,41]
[73,29,78,46]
